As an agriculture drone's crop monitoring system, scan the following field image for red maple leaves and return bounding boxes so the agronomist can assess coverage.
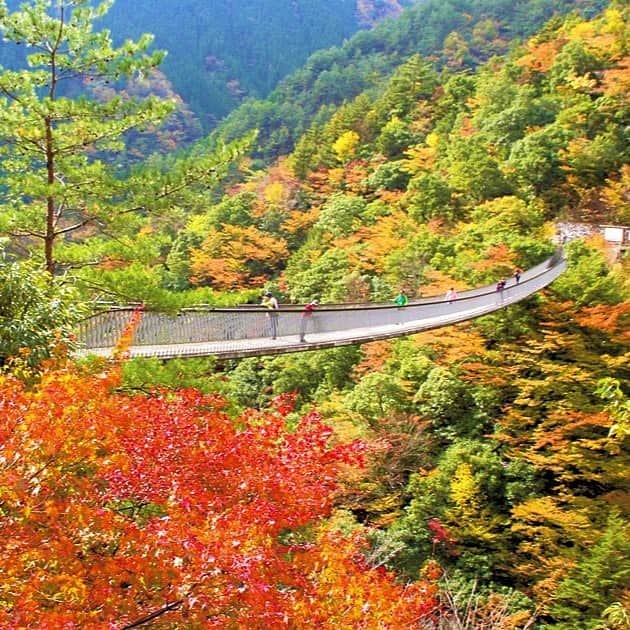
[0,363,438,627]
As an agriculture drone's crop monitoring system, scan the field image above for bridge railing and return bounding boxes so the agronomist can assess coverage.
[76,251,565,353]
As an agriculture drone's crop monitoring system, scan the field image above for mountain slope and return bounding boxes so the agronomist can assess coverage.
[212,0,608,159]
[102,0,416,129]
[0,0,416,129]
[163,7,628,624]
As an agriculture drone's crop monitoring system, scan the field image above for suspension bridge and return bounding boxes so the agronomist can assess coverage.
[75,252,566,360]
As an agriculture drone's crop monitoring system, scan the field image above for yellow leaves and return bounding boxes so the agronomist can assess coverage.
[375,189,404,204]
[49,574,88,604]
[601,7,627,35]
[338,211,413,274]
[426,131,439,149]
[567,20,597,44]
[601,164,630,223]
[280,206,320,235]
[326,167,346,189]
[402,141,437,174]
[443,31,469,68]
[449,462,480,516]
[408,324,488,367]
[262,181,285,205]
[443,463,504,544]
[332,130,360,163]
[565,72,599,93]
[364,494,402,527]
[519,7,627,83]
[579,8,627,59]
[512,497,591,532]
[510,497,593,601]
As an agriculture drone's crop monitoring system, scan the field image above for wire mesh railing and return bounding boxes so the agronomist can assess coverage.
[75,251,566,359]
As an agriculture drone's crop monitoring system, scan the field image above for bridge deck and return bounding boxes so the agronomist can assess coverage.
[76,255,566,360]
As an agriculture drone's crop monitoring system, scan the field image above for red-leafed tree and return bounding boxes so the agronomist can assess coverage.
[0,362,439,627]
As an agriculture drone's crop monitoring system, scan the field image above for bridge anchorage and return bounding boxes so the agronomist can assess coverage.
[75,252,566,360]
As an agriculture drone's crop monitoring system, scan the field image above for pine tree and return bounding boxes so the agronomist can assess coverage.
[0,0,172,273]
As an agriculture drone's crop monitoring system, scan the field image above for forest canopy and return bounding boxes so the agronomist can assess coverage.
[0,0,628,627]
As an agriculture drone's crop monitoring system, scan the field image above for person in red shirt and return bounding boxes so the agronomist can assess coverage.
[300,299,318,342]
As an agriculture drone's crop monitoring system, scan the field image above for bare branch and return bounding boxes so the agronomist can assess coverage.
[7,228,46,239]
[121,600,183,629]
[54,217,97,235]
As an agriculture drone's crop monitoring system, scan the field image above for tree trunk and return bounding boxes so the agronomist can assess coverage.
[45,116,55,275]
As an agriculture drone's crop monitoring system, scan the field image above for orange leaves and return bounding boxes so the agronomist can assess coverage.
[599,55,630,97]
[253,160,302,209]
[0,362,442,626]
[510,496,592,601]
[469,242,515,274]
[402,137,438,174]
[517,40,564,74]
[112,308,143,360]
[280,205,320,236]
[353,340,394,378]
[410,324,488,367]
[574,302,630,340]
[338,210,413,274]
[290,527,440,628]
[190,224,289,288]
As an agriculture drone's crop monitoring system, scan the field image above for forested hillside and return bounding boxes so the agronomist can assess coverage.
[211,0,609,159]
[126,3,628,624]
[103,0,417,129]
[0,0,415,130]
[0,0,628,626]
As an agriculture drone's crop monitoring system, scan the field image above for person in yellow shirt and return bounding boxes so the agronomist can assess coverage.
[261,291,279,339]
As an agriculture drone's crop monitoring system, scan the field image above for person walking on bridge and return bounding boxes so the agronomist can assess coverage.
[262,291,279,339]
[299,299,318,342]
[394,289,408,325]
[496,279,506,303]
[394,289,408,307]
[445,288,458,303]
[513,267,522,284]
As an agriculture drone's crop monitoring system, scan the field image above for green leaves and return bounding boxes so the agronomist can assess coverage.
[0,255,86,366]
[552,239,624,306]
[0,0,178,272]
[549,512,630,628]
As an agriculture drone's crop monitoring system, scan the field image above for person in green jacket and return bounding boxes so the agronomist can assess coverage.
[394,289,408,306]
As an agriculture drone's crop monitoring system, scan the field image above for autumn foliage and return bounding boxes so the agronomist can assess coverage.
[0,362,439,627]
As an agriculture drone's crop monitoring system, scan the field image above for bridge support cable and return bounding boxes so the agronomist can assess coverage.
[75,253,566,360]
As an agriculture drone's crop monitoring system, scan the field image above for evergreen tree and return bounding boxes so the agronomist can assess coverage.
[0,0,172,273]
[0,254,85,366]
[548,512,630,629]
